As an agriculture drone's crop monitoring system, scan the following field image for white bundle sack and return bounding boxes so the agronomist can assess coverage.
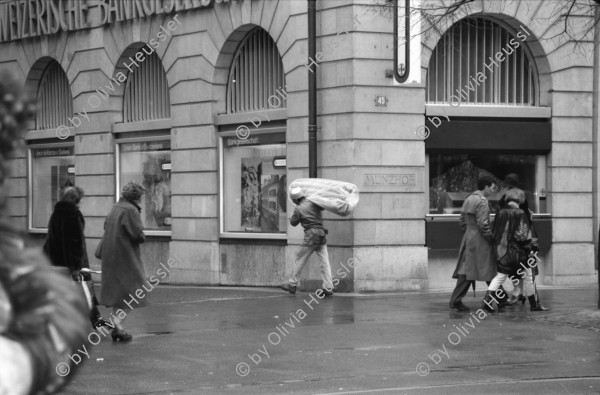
[289,178,359,216]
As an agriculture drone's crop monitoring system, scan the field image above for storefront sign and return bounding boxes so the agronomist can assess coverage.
[121,140,171,152]
[224,132,285,148]
[0,0,241,43]
[32,146,74,158]
[98,0,214,24]
[0,0,90,42]
[363,174,416,187]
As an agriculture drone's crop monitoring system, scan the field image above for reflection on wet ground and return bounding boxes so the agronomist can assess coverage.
[63,285,600,395]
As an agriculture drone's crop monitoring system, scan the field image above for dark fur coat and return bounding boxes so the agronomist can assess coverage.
[43,201,89,273]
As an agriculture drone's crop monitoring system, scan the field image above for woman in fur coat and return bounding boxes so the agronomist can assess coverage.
[482,188,548,313]
[43,185,108,329]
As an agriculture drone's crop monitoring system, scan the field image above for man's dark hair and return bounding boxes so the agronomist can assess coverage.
[477,175,496,191]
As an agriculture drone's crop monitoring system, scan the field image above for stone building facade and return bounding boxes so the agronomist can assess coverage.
[1,0,597,291]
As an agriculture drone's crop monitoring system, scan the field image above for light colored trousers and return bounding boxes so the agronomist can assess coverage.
[289,244,334,289]
[488,268,535,297]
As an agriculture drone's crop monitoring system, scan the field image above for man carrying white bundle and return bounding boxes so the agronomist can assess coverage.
[280,187,334,296]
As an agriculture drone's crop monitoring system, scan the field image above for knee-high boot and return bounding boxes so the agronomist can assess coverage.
[481,291,496,313]
[528,295,549,312]
[496,286,509,308]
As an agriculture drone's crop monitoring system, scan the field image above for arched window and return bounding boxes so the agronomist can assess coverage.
[123,51,170,122]
[117,48,171,234]
[227,28,286,113]
[28,60,74,230]
[427,18,538,106]
[220,28,287,239]
[36,61,72,129]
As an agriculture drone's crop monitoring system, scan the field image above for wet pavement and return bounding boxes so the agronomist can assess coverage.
[59,285,600,394]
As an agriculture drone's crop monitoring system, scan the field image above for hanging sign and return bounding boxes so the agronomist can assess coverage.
[393,0,410,83]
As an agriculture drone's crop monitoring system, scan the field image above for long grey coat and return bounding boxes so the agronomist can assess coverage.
[452,190,496,282]
[99,198,147,309]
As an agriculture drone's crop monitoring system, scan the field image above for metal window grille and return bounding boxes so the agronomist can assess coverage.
[227,28,285,113]
[124,49,170,122]
[427,18,538,106]
[36,61,72,130]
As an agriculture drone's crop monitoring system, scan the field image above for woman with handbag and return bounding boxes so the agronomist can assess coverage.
[43,185,109,329]
[98,181,147,342]
[481,188,548,313]
[497,174,545,306]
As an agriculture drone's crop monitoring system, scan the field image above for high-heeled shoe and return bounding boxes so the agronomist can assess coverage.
[111,328,132,342]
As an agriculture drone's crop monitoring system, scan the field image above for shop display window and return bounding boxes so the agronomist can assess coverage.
[221,132,287,237]
[117,138,171,233]
[428,153,547,214]
[29,146,75,230]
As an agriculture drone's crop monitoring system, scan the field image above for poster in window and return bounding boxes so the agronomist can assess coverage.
[141,154,171,228]
[260,175,280,232]
[31,147,74,228]
[241,157,261,230]
[120,141,171,230]
[259,158,287,232]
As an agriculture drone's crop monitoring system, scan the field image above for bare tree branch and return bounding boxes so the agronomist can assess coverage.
[360,0,599,50]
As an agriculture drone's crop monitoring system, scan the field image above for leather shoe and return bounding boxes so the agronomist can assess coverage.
[280,284,297,294]
[92,318,111,329]
[449,302,470,312]
[111,328,132,342]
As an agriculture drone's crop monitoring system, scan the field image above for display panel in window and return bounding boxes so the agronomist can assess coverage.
[223,133,287,234]
[429,154,546,214]
[30,147,75,229]
[119,140,171,231]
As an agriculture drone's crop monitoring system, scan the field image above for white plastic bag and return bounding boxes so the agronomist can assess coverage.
[289,178,359,216]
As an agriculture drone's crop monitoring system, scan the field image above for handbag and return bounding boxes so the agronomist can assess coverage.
[94,238,103,259]
[498,239,528,274]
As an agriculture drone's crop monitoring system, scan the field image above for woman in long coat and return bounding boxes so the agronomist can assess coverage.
[99,181,147,342]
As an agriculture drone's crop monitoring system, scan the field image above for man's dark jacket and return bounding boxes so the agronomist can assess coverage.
[43,201,89,273]
[290,199,327,245]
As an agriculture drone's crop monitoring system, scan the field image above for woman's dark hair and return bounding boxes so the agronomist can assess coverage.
[60,186,84,205]
[477,175,496,191]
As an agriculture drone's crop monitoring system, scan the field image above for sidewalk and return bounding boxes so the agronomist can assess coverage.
[60,285,600,395]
